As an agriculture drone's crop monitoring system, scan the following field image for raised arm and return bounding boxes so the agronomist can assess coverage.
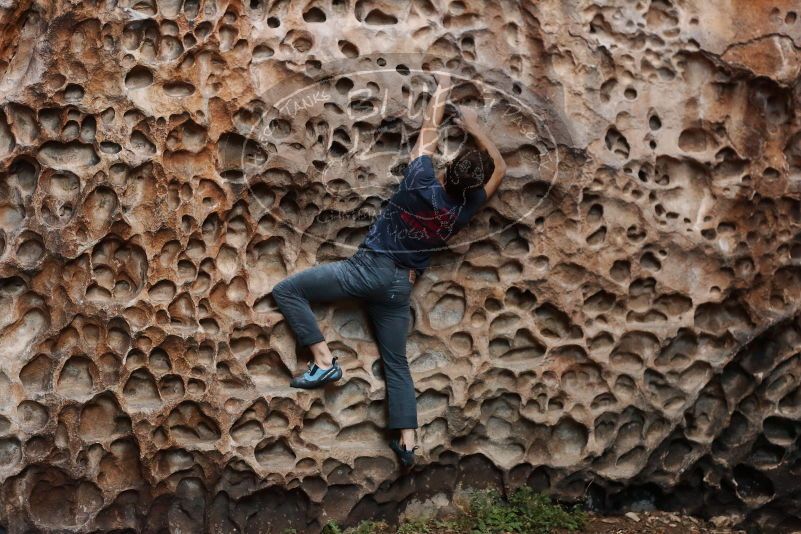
[410,73,452,159]
[455,106,507,200]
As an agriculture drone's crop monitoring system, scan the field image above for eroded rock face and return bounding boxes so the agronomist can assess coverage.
[1,0,801,531]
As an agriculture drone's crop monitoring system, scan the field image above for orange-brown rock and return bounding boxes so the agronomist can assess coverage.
[0,0,800,532]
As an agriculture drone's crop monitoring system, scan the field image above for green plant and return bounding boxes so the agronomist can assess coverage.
[324,488,585,534]
[397,519,432,534]
[324,520,391,534]
[468,487,586,534]
[396,517,467,534]
[352,521,389,534]
[470,490,521,533]
[322,521,343,534]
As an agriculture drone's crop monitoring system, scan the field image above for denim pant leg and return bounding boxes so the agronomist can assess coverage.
[271,260,353,347]
[366,270,417,429]
[274,249,418,428]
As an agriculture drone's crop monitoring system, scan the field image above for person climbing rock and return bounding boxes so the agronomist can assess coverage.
[271,72,507,467]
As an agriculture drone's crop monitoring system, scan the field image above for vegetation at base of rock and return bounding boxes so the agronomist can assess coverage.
[322,521,391,534]
[322,487,587,534]
[468,487,586,533]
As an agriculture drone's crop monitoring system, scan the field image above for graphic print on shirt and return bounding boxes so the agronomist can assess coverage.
[399,207,456,242]
[394,155,462,243]
[361,155,486,273]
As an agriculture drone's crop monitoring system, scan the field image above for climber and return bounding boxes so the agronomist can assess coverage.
[271,72,507,467]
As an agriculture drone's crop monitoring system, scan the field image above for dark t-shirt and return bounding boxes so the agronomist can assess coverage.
[361,155,487,274]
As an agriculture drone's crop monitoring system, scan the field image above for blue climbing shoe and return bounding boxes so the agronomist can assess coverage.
[290,358,343,389]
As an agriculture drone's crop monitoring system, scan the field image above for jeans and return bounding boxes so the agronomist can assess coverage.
[272,247,418,429]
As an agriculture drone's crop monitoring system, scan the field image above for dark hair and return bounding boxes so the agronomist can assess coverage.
[444,149,494,203]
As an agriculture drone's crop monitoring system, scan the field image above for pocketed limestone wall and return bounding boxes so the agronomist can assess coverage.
[0,0,801,531]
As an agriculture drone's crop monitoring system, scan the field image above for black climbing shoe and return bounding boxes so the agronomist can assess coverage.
[390,439,417,468]
[290,358,343,389]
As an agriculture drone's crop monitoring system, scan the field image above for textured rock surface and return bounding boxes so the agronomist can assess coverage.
[1,0,801,531]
